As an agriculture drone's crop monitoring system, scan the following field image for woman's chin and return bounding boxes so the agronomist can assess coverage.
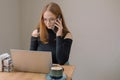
[47,26,53,29]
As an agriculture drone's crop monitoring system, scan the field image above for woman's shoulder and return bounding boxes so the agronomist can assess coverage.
[31,29,39,37]
[64,32,73,40]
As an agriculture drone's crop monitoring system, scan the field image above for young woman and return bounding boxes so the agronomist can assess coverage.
[30,2,73,65]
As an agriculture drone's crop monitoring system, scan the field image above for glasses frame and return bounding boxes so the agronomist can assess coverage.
[43,17,57,24]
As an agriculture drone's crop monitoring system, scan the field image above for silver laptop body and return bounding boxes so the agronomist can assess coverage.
[10,49,52,73]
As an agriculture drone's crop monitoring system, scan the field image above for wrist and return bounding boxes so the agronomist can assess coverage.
[56,29,63,36]
[56,32,62,36]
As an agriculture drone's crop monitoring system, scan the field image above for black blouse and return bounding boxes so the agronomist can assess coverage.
[30,29,72,65]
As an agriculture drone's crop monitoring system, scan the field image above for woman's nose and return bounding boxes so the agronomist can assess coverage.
[46,20,50,25]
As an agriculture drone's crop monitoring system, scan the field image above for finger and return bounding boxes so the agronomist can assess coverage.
[54,24,60,29]
[55,20,62,26]
[55,23,61,29]
[55,20,63,29]
[55,20,60,26]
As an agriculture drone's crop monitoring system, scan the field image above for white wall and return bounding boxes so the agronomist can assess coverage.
[0,0,21,53]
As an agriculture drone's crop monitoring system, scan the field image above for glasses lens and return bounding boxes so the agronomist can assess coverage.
[44,18,56,23]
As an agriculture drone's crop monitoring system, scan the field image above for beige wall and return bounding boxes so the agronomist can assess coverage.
[0,0,21,53]
[0,0,120,80]
[21,0,120,80]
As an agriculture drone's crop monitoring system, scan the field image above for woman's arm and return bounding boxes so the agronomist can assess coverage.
[30,29,39,50]
[56,33,73,65]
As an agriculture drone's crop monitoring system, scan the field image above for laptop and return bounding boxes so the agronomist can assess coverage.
[10,49,52,73]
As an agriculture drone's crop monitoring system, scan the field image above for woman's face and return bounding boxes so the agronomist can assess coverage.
[43,10,56,29]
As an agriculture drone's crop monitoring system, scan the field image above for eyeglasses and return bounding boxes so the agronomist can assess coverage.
[43,18,56,23]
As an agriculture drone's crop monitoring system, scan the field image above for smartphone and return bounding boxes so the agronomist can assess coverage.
[52,15,61,33]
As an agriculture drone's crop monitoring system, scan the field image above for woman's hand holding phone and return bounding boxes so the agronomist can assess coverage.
[54,17,63,36]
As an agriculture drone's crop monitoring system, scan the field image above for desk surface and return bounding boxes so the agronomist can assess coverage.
[0,65,75,80]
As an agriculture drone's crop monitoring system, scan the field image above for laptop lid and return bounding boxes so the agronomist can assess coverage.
[10,49,52,73]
